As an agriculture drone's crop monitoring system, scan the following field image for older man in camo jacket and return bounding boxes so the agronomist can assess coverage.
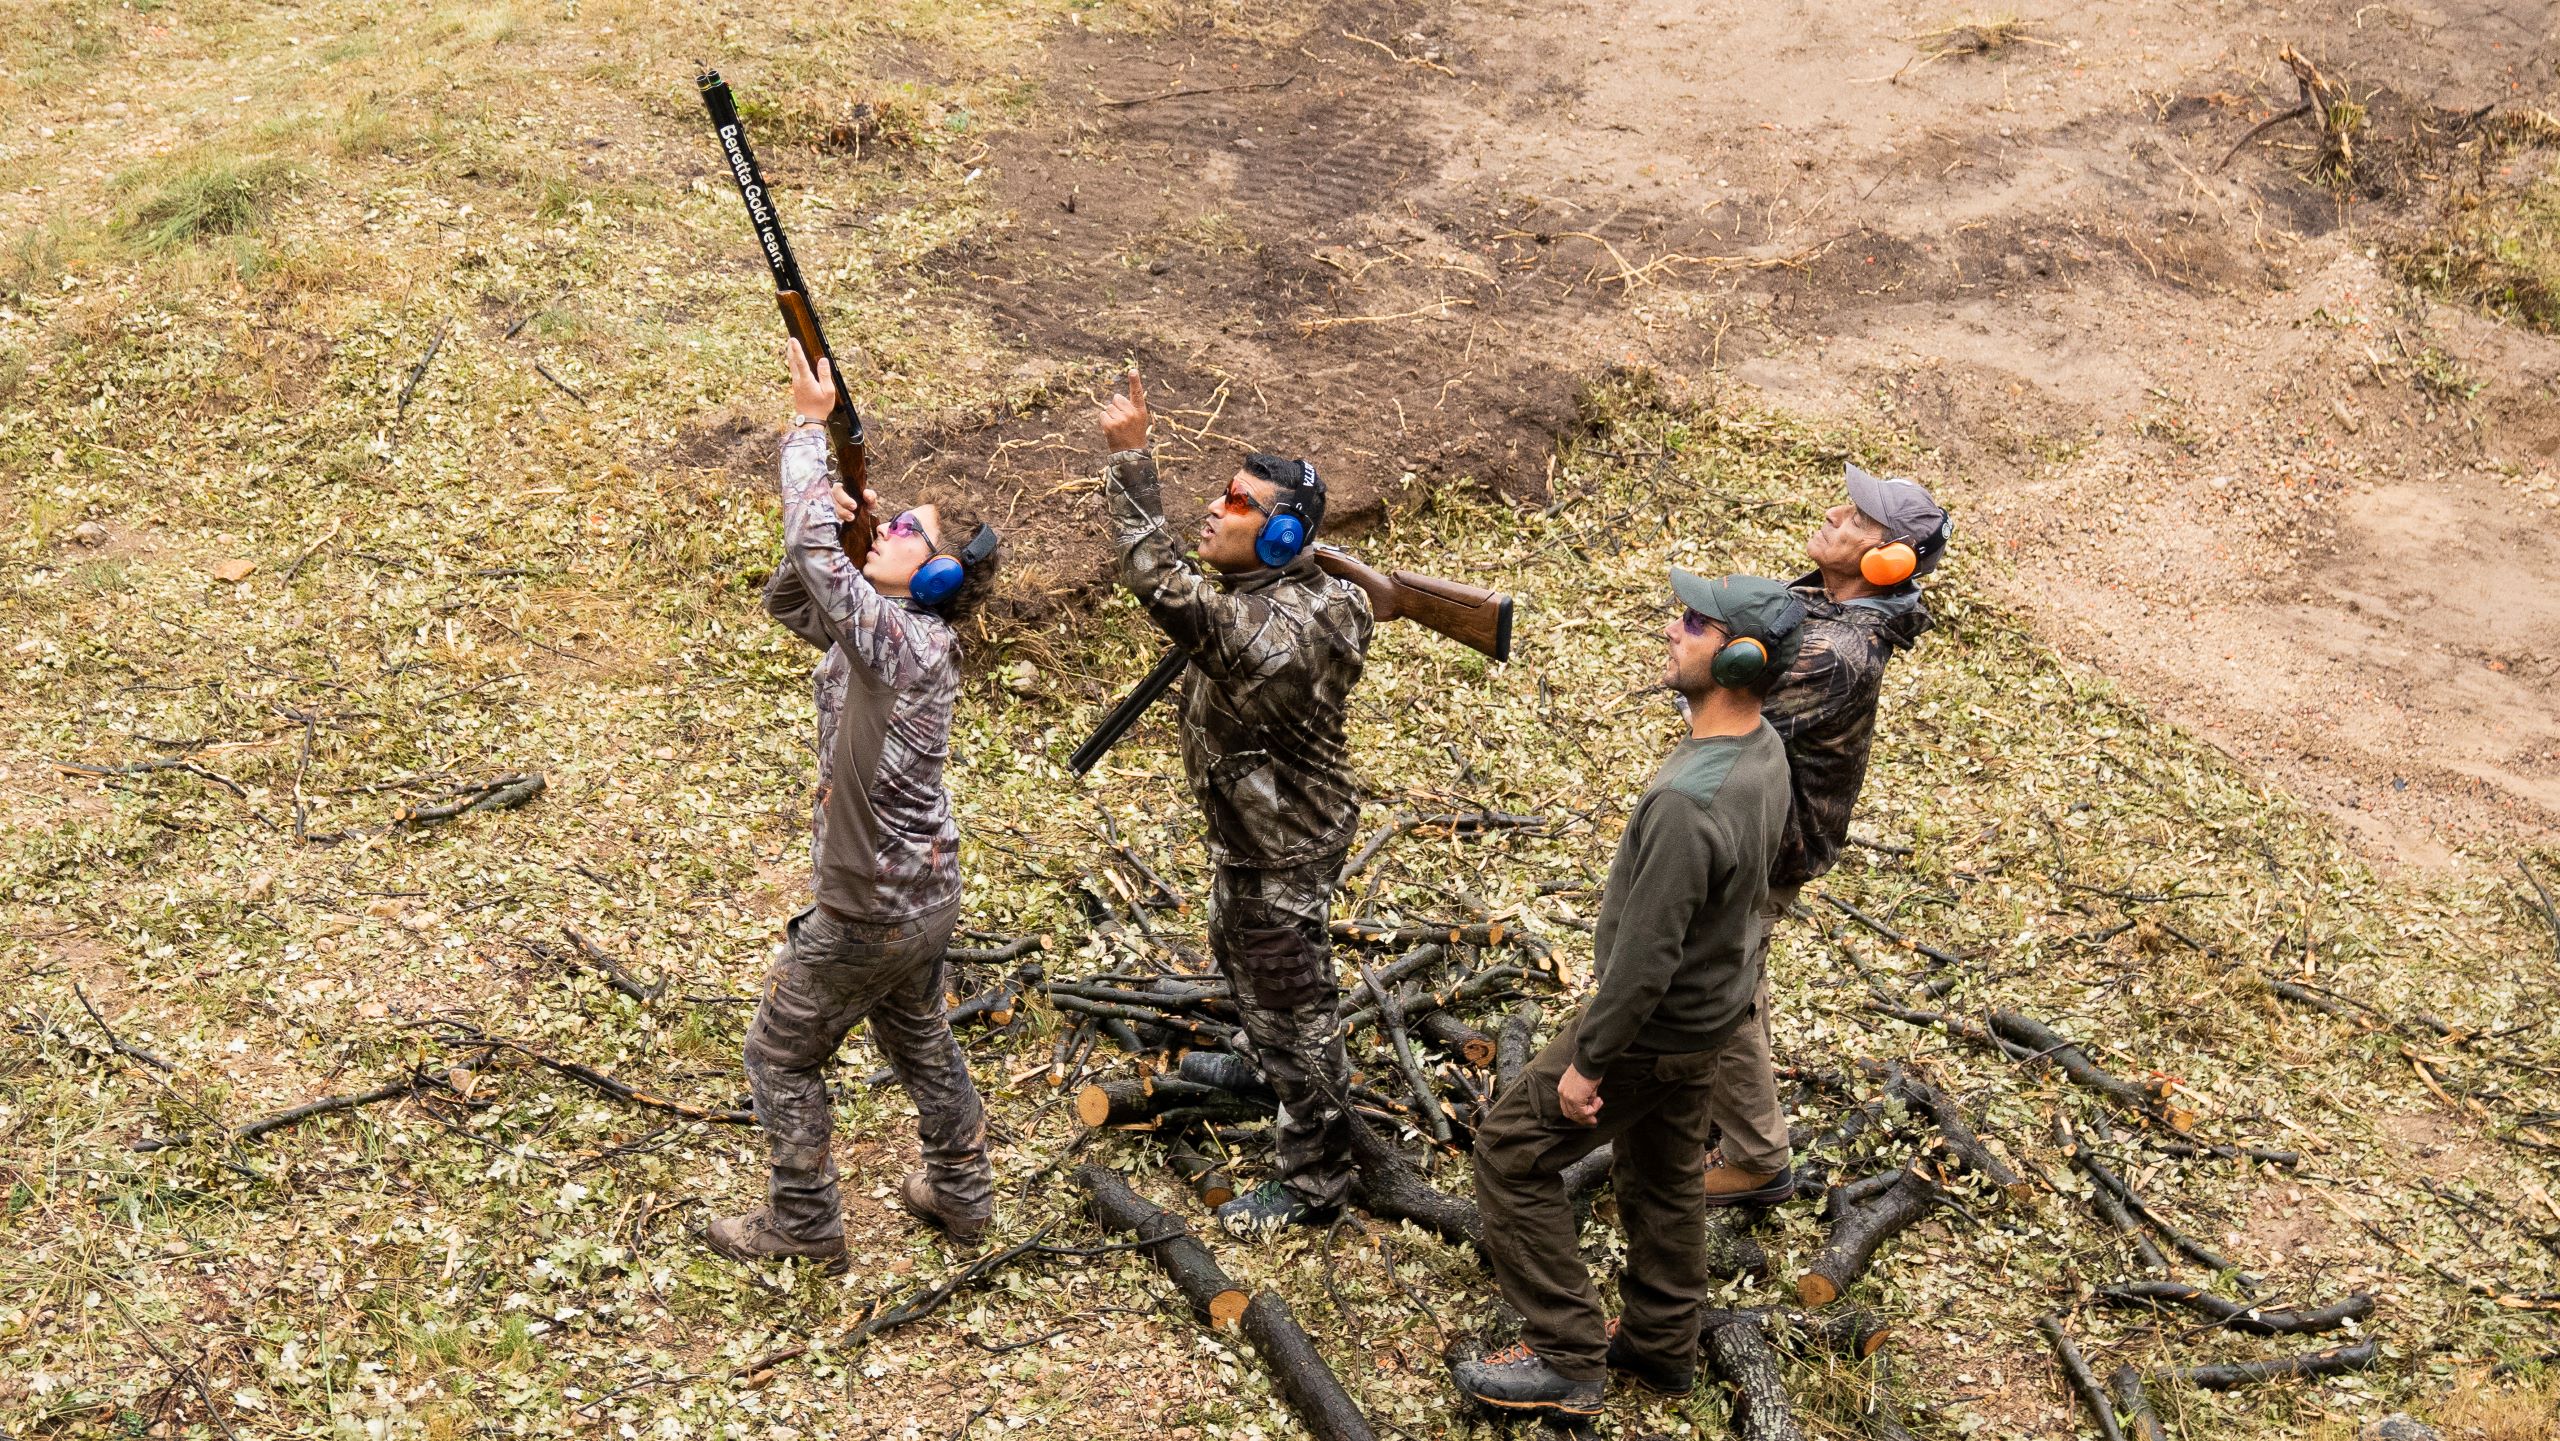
[1095,370,1374,1236]
[1698,463,1949,1208]
[705,340,1002,1270]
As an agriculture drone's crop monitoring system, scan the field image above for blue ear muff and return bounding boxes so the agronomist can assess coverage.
[910,556,964,607]
[1254,512,1307,568]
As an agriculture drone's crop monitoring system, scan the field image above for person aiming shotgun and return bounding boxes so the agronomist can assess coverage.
[1095,369,1371,1235]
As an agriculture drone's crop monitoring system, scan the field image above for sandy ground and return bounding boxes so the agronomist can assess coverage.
[910,0,2560,870]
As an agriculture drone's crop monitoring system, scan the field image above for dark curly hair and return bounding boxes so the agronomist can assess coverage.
[1242,452,1325,537]
[924,506,1000,630]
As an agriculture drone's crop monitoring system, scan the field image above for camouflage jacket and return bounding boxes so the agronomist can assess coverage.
[765,428,963,923]
[1103,449,1373,868]
[1763,573,1932,888]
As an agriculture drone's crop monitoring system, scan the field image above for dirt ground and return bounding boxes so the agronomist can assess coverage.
[9,2,2560,1439]
[882,0,2560,870]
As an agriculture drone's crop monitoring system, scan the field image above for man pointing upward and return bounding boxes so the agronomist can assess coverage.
[1095,370,1375,1235]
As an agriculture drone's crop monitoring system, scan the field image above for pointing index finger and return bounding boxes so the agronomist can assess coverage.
[1126,370,1145,406]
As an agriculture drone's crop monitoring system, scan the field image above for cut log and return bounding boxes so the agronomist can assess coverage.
[2109,1367,2167,1441]
[1559,1143,1615,1199]
[2167,1338,2379,1389]
[1700,1306,1891,1359]
[1494,1002,1540,1093]
[1413,1009,1495,1067]
[1704,1207,1772,1283]
[1076,1167,1379,1441]
[1823,1169,1907,1221]
[1798,1168,1937,1308]
[1177,1049,1277,1099]
[2036,1314,2126,1441]
[1165,1137,1238,1210]
[1076,1076,1269,1129]
[1239,1292,1380,1441]
[1342,1112,1484,1251]
[2099,1281,2374,1336]
[1704,1319,1808,1441]
[1076,1164,1250,1327]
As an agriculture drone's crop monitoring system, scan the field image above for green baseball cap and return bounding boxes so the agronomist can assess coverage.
[1669,569,1807,673]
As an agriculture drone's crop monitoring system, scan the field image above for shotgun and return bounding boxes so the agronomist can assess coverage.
[1068,550,1513,775]
[696,68,876,560]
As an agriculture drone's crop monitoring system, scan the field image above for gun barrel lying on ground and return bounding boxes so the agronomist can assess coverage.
[1067,549,1515,776]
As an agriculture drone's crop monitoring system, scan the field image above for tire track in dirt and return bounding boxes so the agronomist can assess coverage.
[850,0,2560,862]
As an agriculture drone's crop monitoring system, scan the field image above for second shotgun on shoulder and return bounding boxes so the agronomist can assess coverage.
[1092,369,1371,1237]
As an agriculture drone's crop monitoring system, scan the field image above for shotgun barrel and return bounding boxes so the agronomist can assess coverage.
[697,69,876,558]
[1068,646,1190,776]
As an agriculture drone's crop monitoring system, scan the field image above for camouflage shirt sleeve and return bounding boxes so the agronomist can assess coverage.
[761,562,836,652]
[779,428,948,685]
[1102,448,1280,689]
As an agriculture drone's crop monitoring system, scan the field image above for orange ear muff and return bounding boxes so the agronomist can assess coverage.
[1860,542,1916,587]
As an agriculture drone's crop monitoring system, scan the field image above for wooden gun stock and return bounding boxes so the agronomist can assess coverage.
[699,70,874,560]
[776,289,874,559]
[1311,545,1513,662]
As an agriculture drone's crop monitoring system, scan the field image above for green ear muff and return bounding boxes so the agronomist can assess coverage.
[1710,635,1769,688]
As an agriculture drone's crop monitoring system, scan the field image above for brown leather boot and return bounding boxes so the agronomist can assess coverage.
[703,1208,847,1272]
[1701,1157,1795,1209]
[898,1168,990,1244]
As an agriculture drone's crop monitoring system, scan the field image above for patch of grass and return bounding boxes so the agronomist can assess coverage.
[2398,175,2560,333]
[119,155,304,253]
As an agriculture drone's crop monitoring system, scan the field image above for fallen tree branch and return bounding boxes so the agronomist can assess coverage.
[1820,891,1968,966]
[229,1060,478,1143]
[1989,1011,2195,1130]
[72,983,175,1072]
[2110,1366,2167,1441]
[1078,1166,1377,1440]
[2036,1314,2126,1441]
[2099,1281,2373,1335]
[396,772,546,828]
[2166,1338,2379,1390]
[554,926,666,1004]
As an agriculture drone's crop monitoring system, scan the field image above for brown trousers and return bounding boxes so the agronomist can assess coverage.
[1470,1014,1722,1381]
[1705,884,1799,1175]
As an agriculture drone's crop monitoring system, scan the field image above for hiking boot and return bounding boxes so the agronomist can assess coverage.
[1701,1158,1796,1209]
[703,1208,846,1273]
[1452,1341,1605,1420]
[1603,1317,1695,1396]
[898,1168,990,1245]
[1215,1180,1339,1237]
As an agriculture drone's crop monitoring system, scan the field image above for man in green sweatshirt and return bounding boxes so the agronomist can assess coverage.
[1453,571,1804,1422]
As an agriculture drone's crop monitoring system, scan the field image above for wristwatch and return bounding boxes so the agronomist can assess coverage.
[788,413,828,431]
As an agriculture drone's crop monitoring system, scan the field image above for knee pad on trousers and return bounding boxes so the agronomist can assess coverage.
[1224,921,1332,1011]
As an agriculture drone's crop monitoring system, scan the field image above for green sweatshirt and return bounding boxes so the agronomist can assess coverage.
[1575,720,1791,1074]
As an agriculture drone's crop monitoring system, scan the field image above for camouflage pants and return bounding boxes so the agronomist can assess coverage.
[743,900,991,1244]
[1210,853,1354,1209]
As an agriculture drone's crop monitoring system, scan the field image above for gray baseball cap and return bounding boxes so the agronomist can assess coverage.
[1844,463,1951,576]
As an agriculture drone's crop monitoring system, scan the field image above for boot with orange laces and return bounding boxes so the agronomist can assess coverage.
[1451,1340,1604,1420]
